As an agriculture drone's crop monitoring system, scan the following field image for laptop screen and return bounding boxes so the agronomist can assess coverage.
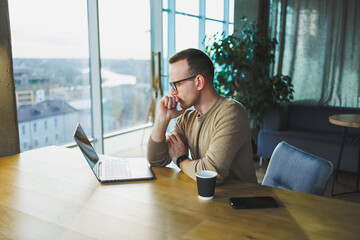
[73,124,99,170]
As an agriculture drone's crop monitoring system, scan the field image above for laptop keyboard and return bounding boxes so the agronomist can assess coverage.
[103,159,132,178]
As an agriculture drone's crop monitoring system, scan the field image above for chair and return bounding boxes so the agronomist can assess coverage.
[262,141,334,195]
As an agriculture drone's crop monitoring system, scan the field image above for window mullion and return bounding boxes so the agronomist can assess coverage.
[199,0,206,50]
[223,0,230,36]
[151,0,163,54]
[168,0,175,57]
[87,0,104,154]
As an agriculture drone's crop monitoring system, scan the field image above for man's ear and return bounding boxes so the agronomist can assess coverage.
[195,75,205,90]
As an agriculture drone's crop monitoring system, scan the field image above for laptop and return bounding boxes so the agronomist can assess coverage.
[73,123,154,183]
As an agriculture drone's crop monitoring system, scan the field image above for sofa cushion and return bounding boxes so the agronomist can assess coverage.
[258,129,360,172]
[288,104,360,133]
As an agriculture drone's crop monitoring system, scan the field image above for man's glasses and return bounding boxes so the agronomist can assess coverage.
[170,75,197,91]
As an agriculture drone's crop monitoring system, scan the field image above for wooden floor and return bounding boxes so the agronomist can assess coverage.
[112,144,360,203]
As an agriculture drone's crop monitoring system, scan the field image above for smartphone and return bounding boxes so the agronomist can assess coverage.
[229,196,279,209]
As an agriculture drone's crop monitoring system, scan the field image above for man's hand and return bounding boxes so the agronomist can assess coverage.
[150,96,185,143]
[157,95,185,123]
[167,132,188,164]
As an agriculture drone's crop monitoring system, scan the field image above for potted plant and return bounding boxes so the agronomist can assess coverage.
[205,19,294,130]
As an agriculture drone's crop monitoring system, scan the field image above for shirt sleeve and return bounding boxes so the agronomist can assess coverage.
[183,103,251,185]
[147,112,190,167]
[147,135,172,167]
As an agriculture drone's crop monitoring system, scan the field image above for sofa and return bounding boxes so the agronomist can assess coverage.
[257,103,360,172]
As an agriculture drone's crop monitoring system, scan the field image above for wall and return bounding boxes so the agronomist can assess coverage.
[234,0,269,33]
[234,0,259,31]
[0,0,20,157]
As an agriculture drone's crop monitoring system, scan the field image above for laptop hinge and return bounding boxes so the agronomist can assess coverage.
[97,161,102,180]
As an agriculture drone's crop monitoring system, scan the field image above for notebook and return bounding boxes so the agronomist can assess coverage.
[73,123,154,183]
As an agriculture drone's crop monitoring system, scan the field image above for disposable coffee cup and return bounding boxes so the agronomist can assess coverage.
[195,170,217,200]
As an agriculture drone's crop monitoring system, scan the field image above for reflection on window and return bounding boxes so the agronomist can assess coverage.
[9,0,91,152]
[98,0,151,134]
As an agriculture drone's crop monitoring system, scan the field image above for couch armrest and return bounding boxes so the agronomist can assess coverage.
[263,105,289,131]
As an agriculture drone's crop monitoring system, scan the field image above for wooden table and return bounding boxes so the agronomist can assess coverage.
[329,114,360,129]
[1,146,360,240]
[329,114,360,195]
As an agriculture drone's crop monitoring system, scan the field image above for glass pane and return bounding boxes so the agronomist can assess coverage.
[176,15,199,52]
[206,20,224,39]
[163,0,168,9]
[206,0,224,20]
[99,0,151,134]
[9,0,91,152]
[176,0,199,15]
[229,23,234,35]
[229,0,234,22]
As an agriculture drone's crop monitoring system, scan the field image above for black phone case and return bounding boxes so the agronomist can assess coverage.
[229,196,279,209]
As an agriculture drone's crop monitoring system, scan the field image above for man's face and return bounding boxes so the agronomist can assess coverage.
[169,59,199,109]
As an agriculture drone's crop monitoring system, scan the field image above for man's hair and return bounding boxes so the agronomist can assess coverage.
[168,48,214,81]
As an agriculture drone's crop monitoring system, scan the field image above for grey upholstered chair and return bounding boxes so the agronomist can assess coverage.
[262,141,334,195]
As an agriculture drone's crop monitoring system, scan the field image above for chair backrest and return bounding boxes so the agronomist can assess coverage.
[262,141,333,195]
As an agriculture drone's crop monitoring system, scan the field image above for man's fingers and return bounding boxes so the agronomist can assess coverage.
[167,133,177,143]
[172,132,182,143]
[167,135,174,144]
[168,97,174,109]
[160,96,168,108]
[167,132,184,145]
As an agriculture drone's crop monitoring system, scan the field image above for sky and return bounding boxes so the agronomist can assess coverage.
[8,0,151,59]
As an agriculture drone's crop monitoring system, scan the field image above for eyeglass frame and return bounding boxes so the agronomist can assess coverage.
[169,75,197,91]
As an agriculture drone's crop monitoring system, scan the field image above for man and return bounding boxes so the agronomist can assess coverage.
[147,48,257,184]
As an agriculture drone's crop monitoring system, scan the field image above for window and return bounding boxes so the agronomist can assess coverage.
[9,0,91,152]
[98,0,151,134]
[162,0,234,93]
[175,15,199,52]
[9,0,232,153]
[206,0,224,20]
